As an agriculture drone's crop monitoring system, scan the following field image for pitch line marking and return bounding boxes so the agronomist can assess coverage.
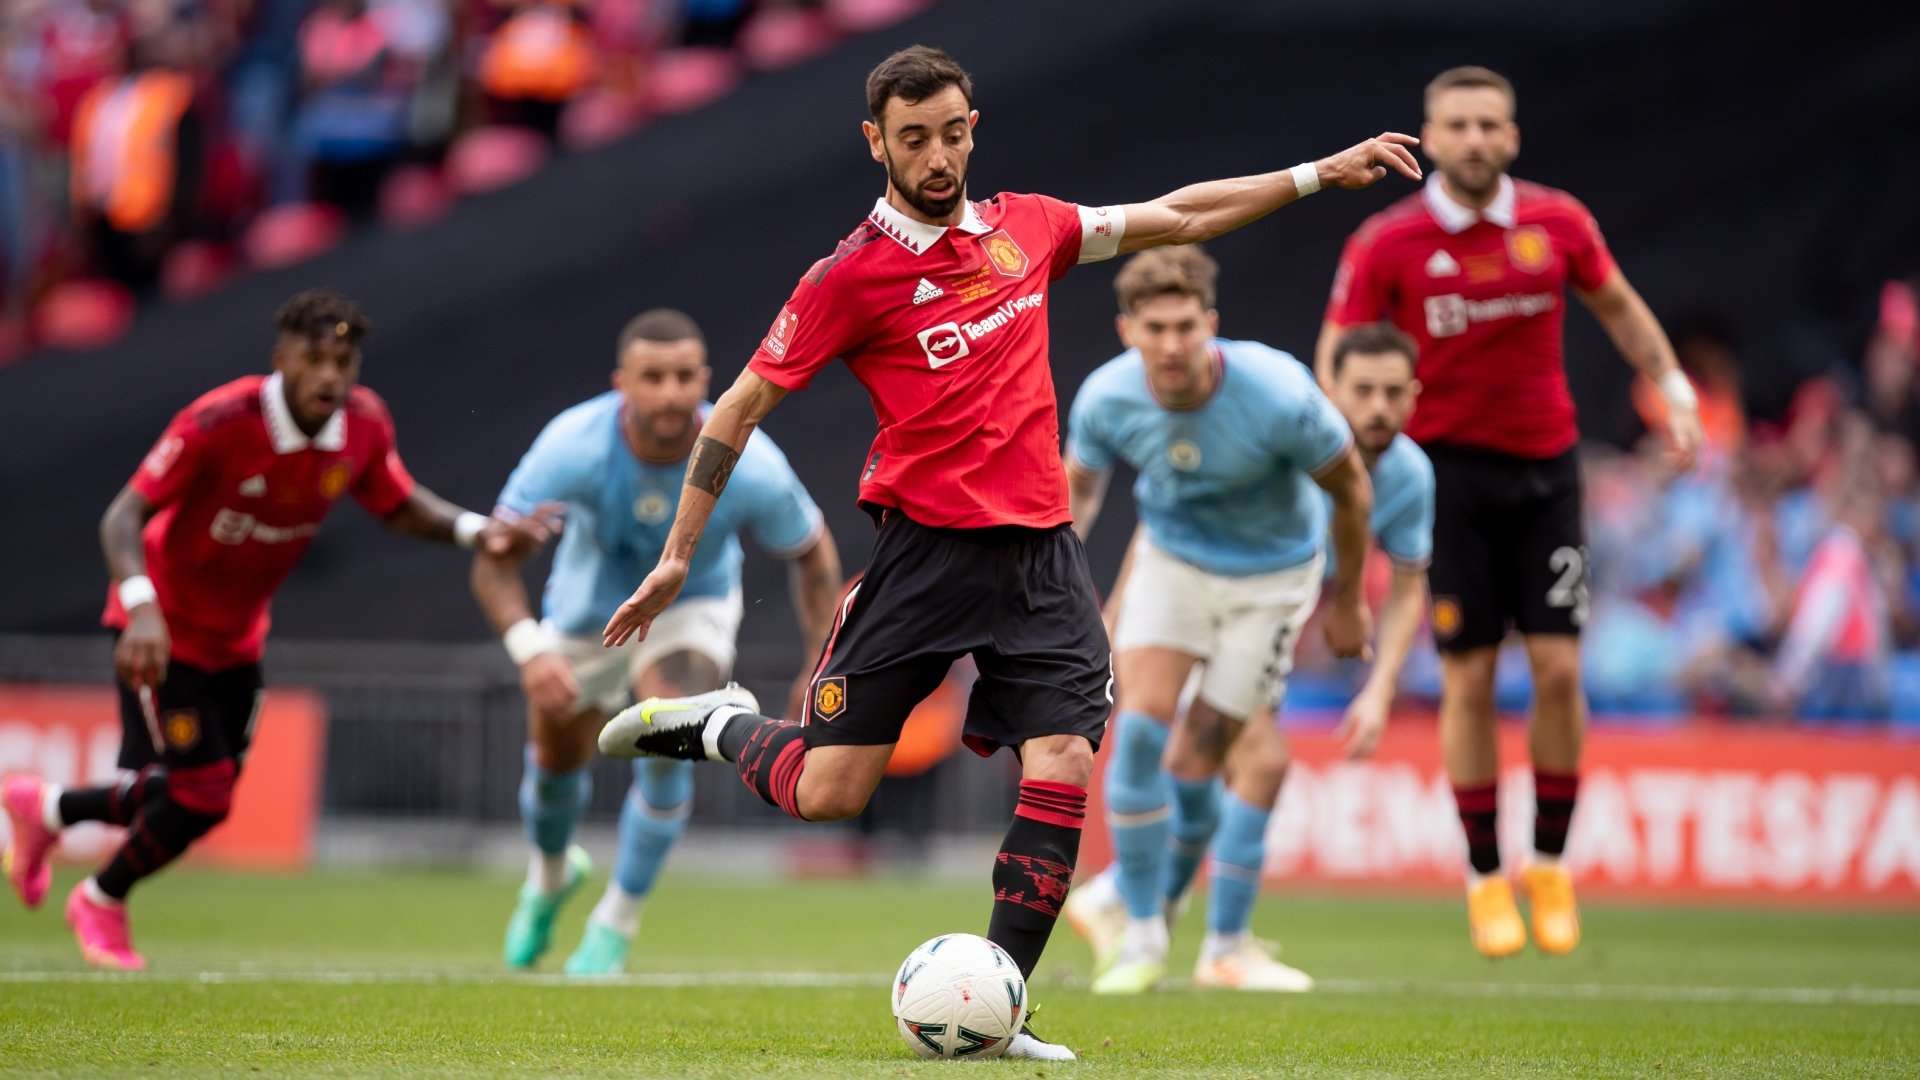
[2,969,1917,1005]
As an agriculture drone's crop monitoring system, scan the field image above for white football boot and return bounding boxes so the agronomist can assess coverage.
[598,684,759,761]
[1191,934,1314,992]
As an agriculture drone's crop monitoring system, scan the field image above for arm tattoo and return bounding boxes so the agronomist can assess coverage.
[687,436,741,496]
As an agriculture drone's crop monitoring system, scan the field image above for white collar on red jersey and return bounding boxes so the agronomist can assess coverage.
[1423,174,1516,234]
[261,371,347,454]
[867,195,991,255]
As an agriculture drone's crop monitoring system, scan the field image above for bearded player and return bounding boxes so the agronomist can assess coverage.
[1,290,558,970]
[471,309,841,975]
[595,46,1419,1058]
[1314,66,1701,957]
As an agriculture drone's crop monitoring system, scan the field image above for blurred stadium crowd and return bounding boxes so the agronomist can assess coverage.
[3,3,1915,729]
[0,0,921,353]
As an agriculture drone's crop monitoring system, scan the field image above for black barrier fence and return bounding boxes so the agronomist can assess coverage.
[0,635,1019,835]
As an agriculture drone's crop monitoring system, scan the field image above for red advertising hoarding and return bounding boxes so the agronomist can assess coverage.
[0,684,326,869]
[1081,718,1920,904]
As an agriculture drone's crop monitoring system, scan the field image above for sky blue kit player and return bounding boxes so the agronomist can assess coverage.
[469,310,839,977]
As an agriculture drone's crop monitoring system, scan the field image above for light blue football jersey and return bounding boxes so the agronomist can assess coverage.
[1066,339,1352,576]
[1321,433,1434,579]
[497,392,822,636]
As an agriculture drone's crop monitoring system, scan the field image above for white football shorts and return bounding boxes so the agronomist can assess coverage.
[1112,536,1323,718]
[547,589,742,715]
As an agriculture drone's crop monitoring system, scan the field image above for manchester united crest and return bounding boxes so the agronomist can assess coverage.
[163,708,201,750]
[1506,226,1553,274]
[980,230,1029,278]
[812,676,847,721]
[320,462,352,500]
[1432,596,1464,640]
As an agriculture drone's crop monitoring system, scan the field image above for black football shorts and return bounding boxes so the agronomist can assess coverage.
[1424,444,1589,654]
[116,653,265,771]
[801,511,1112,757]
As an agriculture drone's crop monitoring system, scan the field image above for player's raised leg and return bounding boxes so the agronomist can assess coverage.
[1520,632,1584,955]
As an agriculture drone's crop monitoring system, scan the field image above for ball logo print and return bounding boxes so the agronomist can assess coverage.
[916,323,969,369]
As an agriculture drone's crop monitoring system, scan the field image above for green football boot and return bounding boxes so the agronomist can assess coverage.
[563,919,633,976]
[503,845,591,970]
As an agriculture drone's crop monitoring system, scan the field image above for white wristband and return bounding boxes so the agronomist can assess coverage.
[1658,370,1699,413]
[503,618,555,666]
[1290,161,1322,198]
[118,574,157,612]
[454,511,489,549]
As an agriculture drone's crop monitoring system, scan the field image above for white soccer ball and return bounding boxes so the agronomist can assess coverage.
[890,933,1027,1060]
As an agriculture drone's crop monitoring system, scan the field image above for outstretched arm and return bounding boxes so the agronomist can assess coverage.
[1577,268,1701,470]
[604,369,790,646]
[1116,134,1422,254]
[381,486,561,555]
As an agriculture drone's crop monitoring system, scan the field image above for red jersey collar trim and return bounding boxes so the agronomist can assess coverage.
[261,372,346,454]
[1423,174,1516,234]
[867,196,991,256]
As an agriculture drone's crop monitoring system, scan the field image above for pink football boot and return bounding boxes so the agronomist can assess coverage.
[2,774,56,908]
[66,882,146,971]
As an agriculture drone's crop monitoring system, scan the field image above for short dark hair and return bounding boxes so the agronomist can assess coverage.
[617,308,703,355]
[275,289,369,345]
[1114,245,1218,313]
[1330,322,1418,376]
[1424,65,1516,117]
[865,45,973,124]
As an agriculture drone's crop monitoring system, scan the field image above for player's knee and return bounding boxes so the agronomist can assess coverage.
[1529,645,1584,708]
[163,759,238,831]
[1238,739,1291,787]
[1115,686,1180,725]
[1107,711,1170,794]
[634,758,694,811]
[1442,652,1499,712]
[1023,735,1095,790]
[799,781,872,822]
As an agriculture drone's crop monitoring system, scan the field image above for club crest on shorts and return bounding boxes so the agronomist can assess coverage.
[163,708,201,750]
[1432,596,1464,641]
[1506,226,1553,273]
[980,230,1029,278]
[812,676,847,721]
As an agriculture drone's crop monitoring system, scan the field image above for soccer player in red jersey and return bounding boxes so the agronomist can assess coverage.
[594,46,1419,1057]
[0,290,559,970]
[1313,67,1703,959]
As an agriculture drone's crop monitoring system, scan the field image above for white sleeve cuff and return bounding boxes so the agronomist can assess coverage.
[1076,204,1126,264]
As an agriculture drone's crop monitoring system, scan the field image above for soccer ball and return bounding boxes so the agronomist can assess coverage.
[890,933,1027,1060]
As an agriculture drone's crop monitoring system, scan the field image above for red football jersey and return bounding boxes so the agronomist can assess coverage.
[747,192,1124,529]
[1326,176,1615,459]
[103,374,416,669]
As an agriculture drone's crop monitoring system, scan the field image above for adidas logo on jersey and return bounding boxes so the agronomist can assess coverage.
[1425,249,1460,278]
[912,278,944,305]
[239,475,266,497]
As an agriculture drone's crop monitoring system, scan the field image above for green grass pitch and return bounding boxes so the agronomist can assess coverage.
[2,866,1916,1077]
